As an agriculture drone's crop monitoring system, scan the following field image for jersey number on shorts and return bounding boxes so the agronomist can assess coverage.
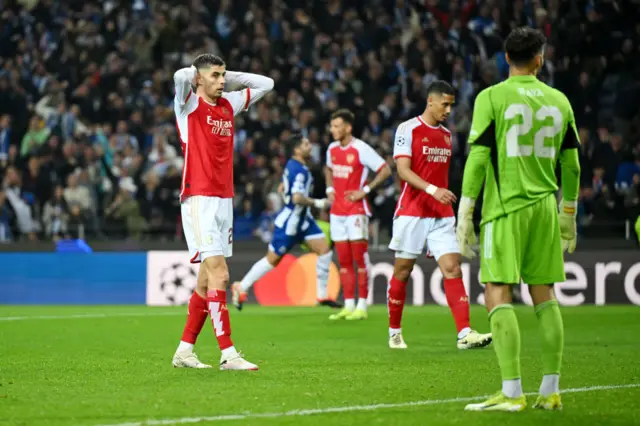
[504,104,563,159]
[228,228,233,245]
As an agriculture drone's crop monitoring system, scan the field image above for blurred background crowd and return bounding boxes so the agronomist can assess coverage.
[0,0,639,244]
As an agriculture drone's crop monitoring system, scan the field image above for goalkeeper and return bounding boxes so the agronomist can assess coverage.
[456,27,581,412]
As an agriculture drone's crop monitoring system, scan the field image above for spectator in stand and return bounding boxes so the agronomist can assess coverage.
[0,0,638,243]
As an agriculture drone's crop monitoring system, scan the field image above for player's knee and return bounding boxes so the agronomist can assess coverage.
[441,262,462,279]
[265,251,282,267]
[484,283,512,310]
[202,256,230,289]
[393,264,413,282]
[438,253,462,279]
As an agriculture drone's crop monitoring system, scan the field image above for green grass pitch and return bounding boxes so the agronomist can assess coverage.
[1,305,639,426]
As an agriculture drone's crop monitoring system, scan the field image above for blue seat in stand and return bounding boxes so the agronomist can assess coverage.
[56,239,93,253]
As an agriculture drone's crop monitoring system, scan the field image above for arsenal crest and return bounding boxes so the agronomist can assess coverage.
[346,154,355,164]
[444,135,451,146]
[222,107,230,116]
[422,137,429,143]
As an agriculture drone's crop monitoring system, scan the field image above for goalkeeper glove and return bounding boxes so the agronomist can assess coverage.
[456,196,477,259]
[558,199,577,253]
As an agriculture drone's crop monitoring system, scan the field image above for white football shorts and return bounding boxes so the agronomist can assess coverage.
[181,195,233,262]
[389,216,459,261]
[330,214,369,242]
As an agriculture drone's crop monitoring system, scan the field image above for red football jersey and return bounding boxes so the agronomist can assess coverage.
[326,138,386,216]
[393,116,454,219]
[173,68,273,200]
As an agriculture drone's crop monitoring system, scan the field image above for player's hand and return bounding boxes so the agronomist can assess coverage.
[456,196,477,259]
[327,191,335,204]
[558,199,577,253]
[432,188,457,205]
[345,190,367,202]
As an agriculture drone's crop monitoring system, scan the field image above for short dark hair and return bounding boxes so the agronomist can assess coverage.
[425,80,455,98]
[192,54,226,70]
[504,27,546,66]
[330,108,355,125]
[285,133,305,158]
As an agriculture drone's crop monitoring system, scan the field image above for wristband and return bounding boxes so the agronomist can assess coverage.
[425,184,438,195]
[363,185,371,194]
[325,187,335,194]
[313,199,327,209]
[560,200,577,216]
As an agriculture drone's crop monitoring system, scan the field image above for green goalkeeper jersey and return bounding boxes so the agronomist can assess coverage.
[465,75,580,225]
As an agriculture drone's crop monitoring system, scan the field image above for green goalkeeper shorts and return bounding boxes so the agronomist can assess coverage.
[479,193,565,285]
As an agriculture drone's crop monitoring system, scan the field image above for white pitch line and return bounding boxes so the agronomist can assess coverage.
[0,308,327,322]
[97,383,640,426]
[0,312,185,322]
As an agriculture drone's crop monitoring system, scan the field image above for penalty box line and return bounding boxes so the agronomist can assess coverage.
[97,383,640,426]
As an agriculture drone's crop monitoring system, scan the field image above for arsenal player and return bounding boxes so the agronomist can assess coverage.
[387,81,492,350]
[325,109,391,321]
[171,54,273,370]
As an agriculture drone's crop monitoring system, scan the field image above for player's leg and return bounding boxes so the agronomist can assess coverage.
[465,213,527,412]
[346,215,370,320]
[387,216,428,349]
[304,230,340,308]
[204,197,257,370]
[231,248,282,311]
[173,197,212,369]
[329,214,356,319]
[523,194,566,410]
[388,256,415,349]
[429,217,492,349]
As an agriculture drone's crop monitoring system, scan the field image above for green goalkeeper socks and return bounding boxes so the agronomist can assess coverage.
[535,300,564,375]
[489,304,521,381]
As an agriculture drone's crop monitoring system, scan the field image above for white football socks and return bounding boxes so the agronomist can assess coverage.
[502,379,523,398]
[539,374,560,396]
[240,257,274,292]
[389,327,402,337]
[356,298,368,311]
[316,251,332,300]
[177,341,194,353]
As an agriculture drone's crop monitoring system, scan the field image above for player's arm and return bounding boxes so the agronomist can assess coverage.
[559,111,581,204]
[393,124,456,205]
[173,66,197,114]
[324,148,335,203]
[361,144,392,192]
[290,173,328,209]
[455,89,493,258]
[460,88,494,205]
[557,106,581,253]
[223,71,275,115]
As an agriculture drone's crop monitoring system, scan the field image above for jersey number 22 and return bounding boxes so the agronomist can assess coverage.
[505,104,563,159]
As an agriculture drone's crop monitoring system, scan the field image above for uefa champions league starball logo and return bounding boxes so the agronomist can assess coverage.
[159,263,197,305]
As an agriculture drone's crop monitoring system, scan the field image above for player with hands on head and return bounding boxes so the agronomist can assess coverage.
[231,134,340,310]
[171,53,274,371]
[324,109,392,321]
[458,27,581,412]
[387,81,492,351]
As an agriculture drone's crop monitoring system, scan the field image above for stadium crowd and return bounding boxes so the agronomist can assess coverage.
[0,0,639,243]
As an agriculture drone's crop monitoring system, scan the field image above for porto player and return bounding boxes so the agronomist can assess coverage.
[171,54,273,370]
[387,81,492,350]
[325,109,391,321]
[230,135,339,310]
